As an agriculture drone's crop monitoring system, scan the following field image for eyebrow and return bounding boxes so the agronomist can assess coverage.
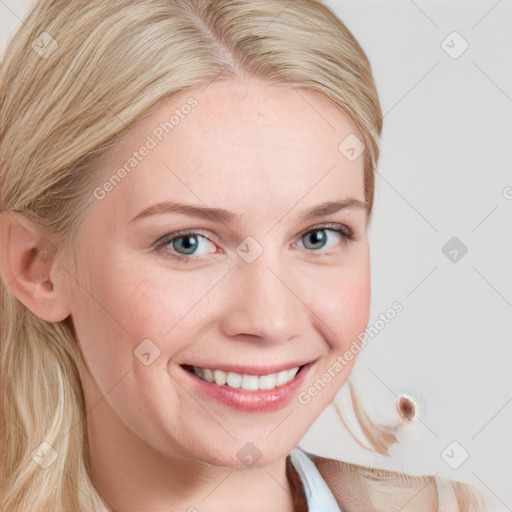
[130,198,369,224]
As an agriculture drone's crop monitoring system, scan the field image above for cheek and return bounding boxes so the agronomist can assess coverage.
[73,254,186,341]
[302,249,371,409]
[68,254,192,444]
[69,249,222,384]
[67,251,171,393]
[314,246,371,350]
[339,267,371,345]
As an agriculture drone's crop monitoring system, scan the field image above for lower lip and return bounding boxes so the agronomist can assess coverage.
[179,363,313,413]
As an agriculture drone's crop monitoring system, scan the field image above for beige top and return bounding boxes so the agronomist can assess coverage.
[286,448,496,512]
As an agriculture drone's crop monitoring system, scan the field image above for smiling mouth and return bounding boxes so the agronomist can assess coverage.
[181,364,306,391]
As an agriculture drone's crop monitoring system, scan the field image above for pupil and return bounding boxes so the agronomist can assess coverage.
[306,230,326,249]
[175,235,198,254]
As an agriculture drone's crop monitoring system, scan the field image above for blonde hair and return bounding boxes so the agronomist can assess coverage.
[0,1,491,510]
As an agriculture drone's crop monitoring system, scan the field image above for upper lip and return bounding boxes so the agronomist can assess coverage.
[181,360,314,376]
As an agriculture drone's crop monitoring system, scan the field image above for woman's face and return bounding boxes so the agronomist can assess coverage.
[65,79,371,468]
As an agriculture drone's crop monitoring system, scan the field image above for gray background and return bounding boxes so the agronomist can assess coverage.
[1,0,511,509]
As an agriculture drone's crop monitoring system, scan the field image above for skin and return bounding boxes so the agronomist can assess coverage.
[0,79,371,512]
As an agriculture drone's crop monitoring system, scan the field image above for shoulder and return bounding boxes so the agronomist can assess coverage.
[302,449,495,512]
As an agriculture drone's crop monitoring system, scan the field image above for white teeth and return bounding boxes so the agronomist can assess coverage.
[213,369,227,385]
[288,367,299,380]
[190,365,301,390]
[258,373,276,390]
[275,370,289,387]
[241,374,259,391]
[226,372,242,388]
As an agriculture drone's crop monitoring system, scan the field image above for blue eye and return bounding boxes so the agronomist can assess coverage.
[155,223,356,263]
[160,232,215,260]
[300,227,352,251]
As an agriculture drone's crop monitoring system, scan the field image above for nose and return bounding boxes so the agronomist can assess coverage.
[219,253,307,344]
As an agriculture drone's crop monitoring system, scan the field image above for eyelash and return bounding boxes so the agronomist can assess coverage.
[154,223,357,263]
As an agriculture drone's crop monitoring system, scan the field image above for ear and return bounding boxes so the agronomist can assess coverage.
[0,211,71,322]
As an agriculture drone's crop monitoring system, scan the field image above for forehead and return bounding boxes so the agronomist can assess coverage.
[92,79,366,226]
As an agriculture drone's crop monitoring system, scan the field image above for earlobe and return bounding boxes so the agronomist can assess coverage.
[0,211,71,323]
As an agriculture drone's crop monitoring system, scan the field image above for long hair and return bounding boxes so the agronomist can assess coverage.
[0,1,488,510]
